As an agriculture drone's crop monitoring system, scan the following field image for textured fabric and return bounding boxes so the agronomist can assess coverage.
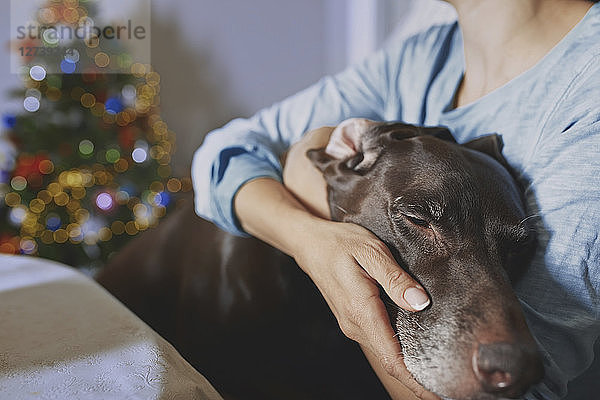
[0,255,223,400]
[191,4,600,398]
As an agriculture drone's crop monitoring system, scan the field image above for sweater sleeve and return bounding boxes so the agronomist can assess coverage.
[191,44,400,235]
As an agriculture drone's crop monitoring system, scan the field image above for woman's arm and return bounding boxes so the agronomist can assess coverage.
[233,126,437,399]
[191,42,402,235]
[234,178,436,400]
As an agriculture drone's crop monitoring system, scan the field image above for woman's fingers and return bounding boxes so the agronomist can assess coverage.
[332,258,439,400]
[292,219,435,399]
[352,236,430,312]
[360,294,405,375]
[360,300,439,400]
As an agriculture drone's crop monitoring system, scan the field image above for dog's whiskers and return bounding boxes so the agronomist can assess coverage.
[402,354,423,363]
[519,213,541,225]
[334,204,348,214]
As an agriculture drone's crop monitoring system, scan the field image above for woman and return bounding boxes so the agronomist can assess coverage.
[192,1,600,398]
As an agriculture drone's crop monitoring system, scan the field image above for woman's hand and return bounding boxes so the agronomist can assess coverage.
[291,218,437,399]
[235,124,436,399]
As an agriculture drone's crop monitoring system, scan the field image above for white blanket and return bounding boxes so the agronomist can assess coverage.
[0,254,223,400]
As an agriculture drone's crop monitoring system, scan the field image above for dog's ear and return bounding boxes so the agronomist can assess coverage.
[308,118,382,174]
[419,126,456,143]
[308,121,458,175]
[324,118,377,158]
[386,124,456,143]
[306,146,376,175]
[462,134,508,166]
[306,147,336,172]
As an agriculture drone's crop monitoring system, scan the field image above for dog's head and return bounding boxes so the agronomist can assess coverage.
[307,119,543,400]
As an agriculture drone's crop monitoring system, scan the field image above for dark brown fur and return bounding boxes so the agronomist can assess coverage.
[97,122,542,400]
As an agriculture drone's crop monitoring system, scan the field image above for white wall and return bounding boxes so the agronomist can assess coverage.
[0,0,456,171]
[149,0,331,171]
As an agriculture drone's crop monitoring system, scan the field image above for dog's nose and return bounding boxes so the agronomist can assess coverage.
[473,342,544,397]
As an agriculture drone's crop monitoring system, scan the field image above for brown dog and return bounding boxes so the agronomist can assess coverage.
[97,121,543,399]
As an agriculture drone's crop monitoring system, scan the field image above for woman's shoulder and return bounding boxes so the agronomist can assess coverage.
[538,6,600,133]
[562,4,600,78]
[393,21,459,62]
[379,21,461,118]
[545,50,600,135]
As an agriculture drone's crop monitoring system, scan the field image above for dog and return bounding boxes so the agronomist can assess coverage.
[96,121,543,400]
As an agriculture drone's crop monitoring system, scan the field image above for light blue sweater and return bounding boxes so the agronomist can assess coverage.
[192,4,600,398]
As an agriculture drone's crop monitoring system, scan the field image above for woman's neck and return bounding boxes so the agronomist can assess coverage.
[448,0,594,107]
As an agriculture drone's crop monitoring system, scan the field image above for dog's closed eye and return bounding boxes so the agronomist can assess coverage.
[391,199,435,232]
[402,213,431,229]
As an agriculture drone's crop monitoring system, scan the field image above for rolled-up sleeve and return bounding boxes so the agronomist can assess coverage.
[192,126,283,235]
[192,44,401,235]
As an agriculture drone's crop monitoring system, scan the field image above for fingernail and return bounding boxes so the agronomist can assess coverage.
[403,287,430,311]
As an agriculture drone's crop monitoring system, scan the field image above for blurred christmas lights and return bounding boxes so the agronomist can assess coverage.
[131,147,147,163]
[1,0,185,264]
[29,65,47,81]
[23,97,40,112]
[95,192,114,211]
[60,59,77,74]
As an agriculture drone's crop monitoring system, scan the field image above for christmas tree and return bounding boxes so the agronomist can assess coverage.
[0,0,191,270]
